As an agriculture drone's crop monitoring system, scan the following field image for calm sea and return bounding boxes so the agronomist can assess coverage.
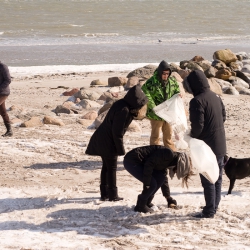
[1,0,250,70]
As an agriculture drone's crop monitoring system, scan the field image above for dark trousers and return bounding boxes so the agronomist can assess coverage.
[0,96,10,124]
[123,158,166,200]
[200,156,224,216]
[100,156,118,190]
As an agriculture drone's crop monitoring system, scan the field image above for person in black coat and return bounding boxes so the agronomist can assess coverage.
[183,70,227,218]
[85,85,148,201]
[123,145,192,213]
[0,61,12,137]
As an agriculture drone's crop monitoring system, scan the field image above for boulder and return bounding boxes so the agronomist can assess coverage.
[228,76,249,89]
[179,60,189,69]
[127,64,157,79]
[223,86,239,95]
[82,111,98,120]
[43,116,65,126]
[171,72,183,83]
[74,89,100,101]
[211,59,227,70]
[242,65,250,74]
[124,76,139,90]
[234,85,250,95]
[98,100,114,115]
[62,88,79,96]
[9,105,24,112]
[235,71,250,85]
[236,54,243,61]
[213,78,232,89]
[108,77,127,87]
[190,55,205,62]
[207,78,223,96]
[229,61,242,71]
[242,59,250,65]
[10,118,23,127]
[55,105,72,114]
[235,52,249,60]
[20,117,43,127]
[93,110,109,128]
[127,120,142,133]
[90,79,107,86]
[77,119,94,128]
[169,63,181,72]
[62,101,78,109]
[77,100,102,109]
[183,61,203,71]
[204,66,217,78]
[215,68,233,80]
[213,49,237,64]
[177,69,191,79]
[109,86,125,93]
[196,60,212,71]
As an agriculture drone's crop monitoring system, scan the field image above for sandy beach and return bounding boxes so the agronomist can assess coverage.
[0,70,249,250]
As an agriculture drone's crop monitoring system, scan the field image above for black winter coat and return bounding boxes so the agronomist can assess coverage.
[187,70,226,157]
[0,61,11,96]
[124,145,179,186]
[85,85,148,157]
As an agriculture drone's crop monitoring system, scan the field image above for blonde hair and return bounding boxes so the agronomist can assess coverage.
[182,156,195,188]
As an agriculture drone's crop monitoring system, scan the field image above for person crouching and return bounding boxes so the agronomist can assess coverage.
[123,145,193,213]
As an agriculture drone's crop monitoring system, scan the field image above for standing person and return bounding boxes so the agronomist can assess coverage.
[85,85,148,202]
[183,70,226,219]
[0,61,12,137]
[123,145,192,213]
[141,60,180,151]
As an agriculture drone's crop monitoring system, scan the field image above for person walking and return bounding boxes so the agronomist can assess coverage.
[0,60,12,137]
[141,60,180,151]
[183,69,226,218]
[123,145,193,213]
[85,85,148,202]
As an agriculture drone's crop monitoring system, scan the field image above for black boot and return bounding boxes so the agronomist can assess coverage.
[108,188,123,202]
[2,122,13,137]
[100,185,108,201]
[147,195,155,208]
[134,195,153,213]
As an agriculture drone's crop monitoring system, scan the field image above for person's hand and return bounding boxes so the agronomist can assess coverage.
[166,196,177,208]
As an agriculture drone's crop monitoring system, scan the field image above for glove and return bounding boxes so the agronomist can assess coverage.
[166,196,177,208]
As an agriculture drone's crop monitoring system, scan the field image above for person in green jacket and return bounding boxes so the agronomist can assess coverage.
[141,60,180,151]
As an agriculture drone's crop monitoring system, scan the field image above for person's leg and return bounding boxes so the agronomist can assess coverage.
[105,156,123,201]
[162,121,176,151]
[150,120,164,145]
[0,96,12,137]
[200,174,215,217]
[100,156,108,200]
[214,157,224,213]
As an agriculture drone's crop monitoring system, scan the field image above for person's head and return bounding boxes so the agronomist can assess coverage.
[183,70,210,96]
[169,152,194,188]
[157,60,172,81]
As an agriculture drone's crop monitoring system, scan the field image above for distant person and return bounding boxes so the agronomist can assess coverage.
[141,60,180,151]
[85,85,148,202]
[123,145,193,213]
[183,70,226,219]
[0,61,12,137]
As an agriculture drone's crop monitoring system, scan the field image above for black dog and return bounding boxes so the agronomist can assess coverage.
[224,155,250,194]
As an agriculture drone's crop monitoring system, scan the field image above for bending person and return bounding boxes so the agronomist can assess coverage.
[123,145,193,213]
[85,85,148,202]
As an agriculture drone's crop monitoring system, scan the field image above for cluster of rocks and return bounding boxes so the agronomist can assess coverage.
[10,49,250,130]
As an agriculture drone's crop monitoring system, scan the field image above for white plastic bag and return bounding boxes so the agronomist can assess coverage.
[189,138,219,184]
[153,94,188,149]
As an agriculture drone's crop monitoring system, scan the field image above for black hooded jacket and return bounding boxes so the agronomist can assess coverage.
[85,85,148,157]
[0,61,11,96]
[187,70,226,157]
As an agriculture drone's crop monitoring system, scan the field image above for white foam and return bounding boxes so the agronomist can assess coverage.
[9,63,160,77]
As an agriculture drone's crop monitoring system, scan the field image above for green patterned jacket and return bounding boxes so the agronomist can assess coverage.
[141,71,180,120]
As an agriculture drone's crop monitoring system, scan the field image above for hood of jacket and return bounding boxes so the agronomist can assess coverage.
[123,85,148,110]
[186,70,210,96]
[157,60,172,78]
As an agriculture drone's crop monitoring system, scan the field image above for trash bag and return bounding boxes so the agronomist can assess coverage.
[189,138,219,184]
[153,94,188,149]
